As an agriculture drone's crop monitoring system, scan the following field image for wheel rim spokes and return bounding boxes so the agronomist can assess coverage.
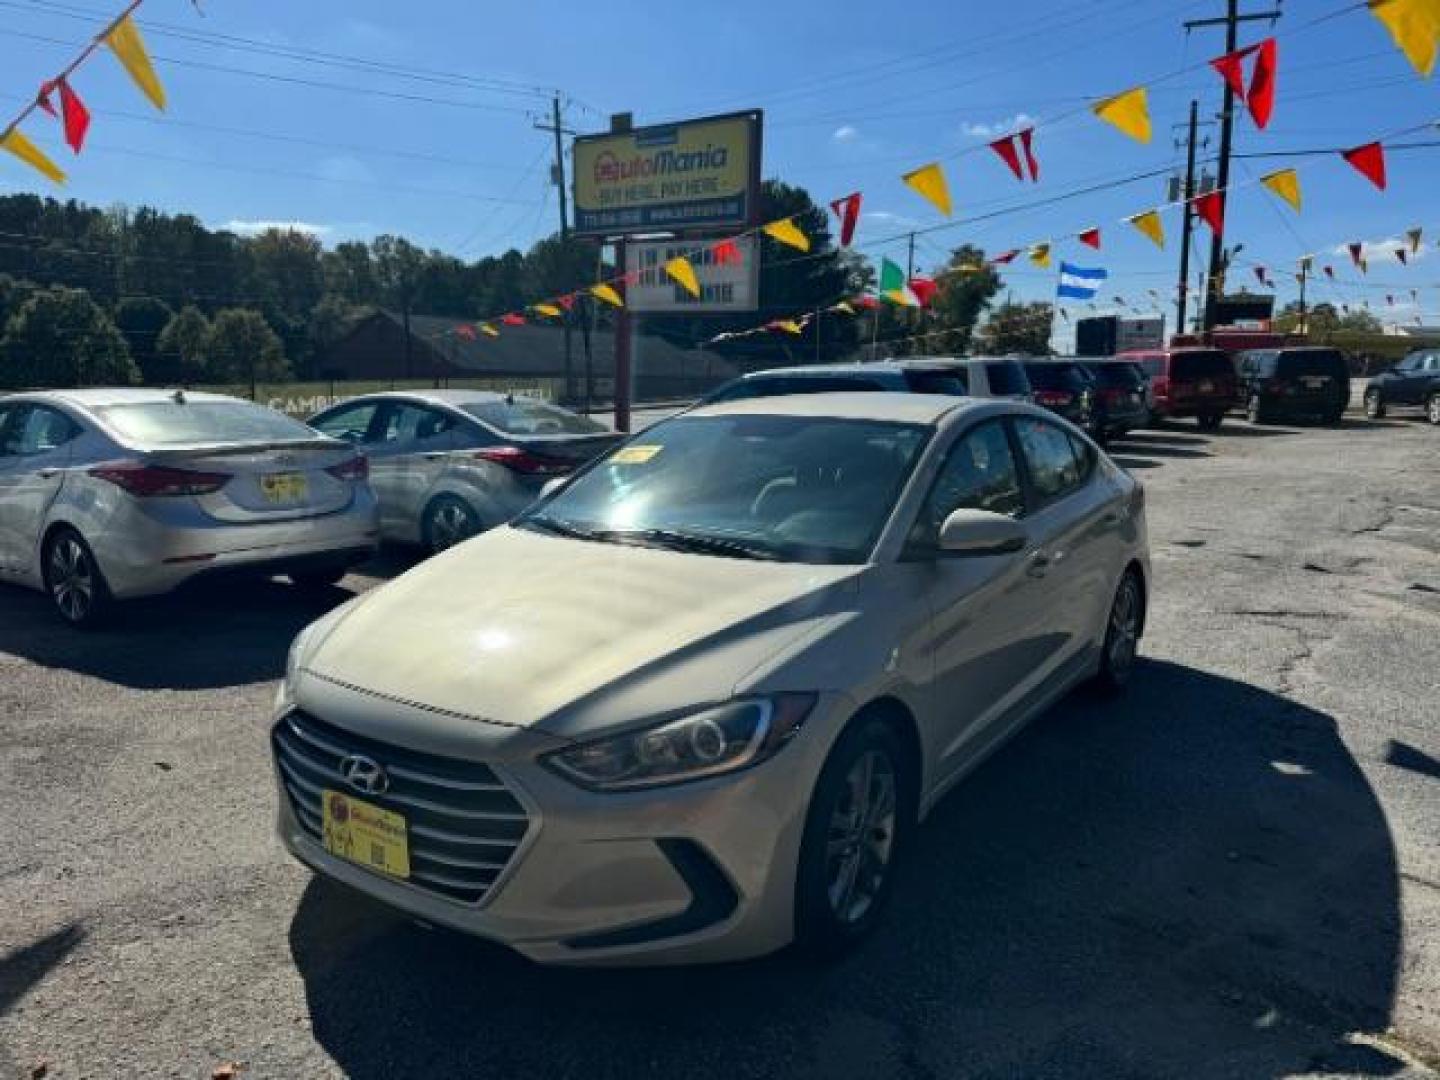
[50,539,92,620]
[434,505,473,550]
[826,750,897,924]
[1109,582,1139,671]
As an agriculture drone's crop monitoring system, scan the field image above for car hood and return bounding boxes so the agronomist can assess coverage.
[302,526,861,739]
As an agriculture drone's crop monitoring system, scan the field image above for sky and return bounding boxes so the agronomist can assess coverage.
[1,0,1437,343]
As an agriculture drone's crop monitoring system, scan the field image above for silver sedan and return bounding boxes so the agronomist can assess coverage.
[308,391,620,555]
[0,389,378,626]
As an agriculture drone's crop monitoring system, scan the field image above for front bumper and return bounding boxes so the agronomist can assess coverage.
[271,676,852,966]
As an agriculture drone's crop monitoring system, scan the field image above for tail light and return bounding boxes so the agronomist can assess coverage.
[474,446,571,476]
[326,455,369,482]
[1034,389,1074,407]
[89,462,231,497]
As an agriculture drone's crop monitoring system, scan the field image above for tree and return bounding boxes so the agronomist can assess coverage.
[112,296,173,382]
[308,293,362,368]
[372,235,424,378]
[250,228,325,321]
[1,285,138,388]
[976,301,1055,356]
[1274,300,1383,338]
[155,305,211,383]
[913,244,1003,357]
[206,308,291,387]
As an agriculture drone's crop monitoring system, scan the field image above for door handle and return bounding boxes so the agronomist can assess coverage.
[420,452,450,460]
[1102,511,1122,526]
[37,467,62,478]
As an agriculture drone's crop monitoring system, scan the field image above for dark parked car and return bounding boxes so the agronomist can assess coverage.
[702,358,1032,404]
[1364,348,1440,424]
[1122,348,1237,430]
[1080,360,1150,442]
[1235,347,1349,425]
[1022,360,1095,434]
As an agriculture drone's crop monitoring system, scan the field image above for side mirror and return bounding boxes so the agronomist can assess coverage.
[540,476,567,499]
[937,509,1027,557]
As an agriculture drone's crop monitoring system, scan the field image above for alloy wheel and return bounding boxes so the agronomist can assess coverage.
[428,499,477,553]
[1365,390,1384,419]
[49,535,95,623]
[1107,575,1142,681]
[825,749,897,926]
[1428,395,1440,426]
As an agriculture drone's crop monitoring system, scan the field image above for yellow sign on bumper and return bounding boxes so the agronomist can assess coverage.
[260,472,308,503]
[322,789,410,879]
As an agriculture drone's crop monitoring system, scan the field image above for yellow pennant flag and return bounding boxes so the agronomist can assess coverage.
[590,283,624,308]
[901,162,953,217]
[664,256,701,298]
[762,218,811,252]
[832,301,856,315]
[532,303,562,318]
[1369,0,1440,78]
[479,323,499,337]
[1,127,66,184]
[774,319,804,335]
[1029,243,1052,269]
[1093,87,1152,144]
[1127,210,1166,249]
[1260,168,1303,212]
[105,14,166,110]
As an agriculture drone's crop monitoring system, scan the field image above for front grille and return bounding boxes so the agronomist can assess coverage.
[272,709,531,905]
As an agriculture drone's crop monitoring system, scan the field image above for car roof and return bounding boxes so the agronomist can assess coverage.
[686,390,982,425]
[326,388,527,408]
[6,388,249,408]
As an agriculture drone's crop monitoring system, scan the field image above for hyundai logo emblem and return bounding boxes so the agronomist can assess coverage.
[339,754,389,796]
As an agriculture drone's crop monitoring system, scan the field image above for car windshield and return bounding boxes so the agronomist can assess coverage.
[93,400,317,446]
[1277,351,1347,379]
[460,397,606,435]
[518,413,931,564]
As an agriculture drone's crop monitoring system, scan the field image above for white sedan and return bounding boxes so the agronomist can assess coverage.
[272,392,1149,964]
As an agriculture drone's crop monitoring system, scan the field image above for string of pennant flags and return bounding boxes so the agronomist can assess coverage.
[5,0,1436,343]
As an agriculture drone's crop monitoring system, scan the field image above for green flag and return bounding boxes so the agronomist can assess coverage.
[879,257,906,294]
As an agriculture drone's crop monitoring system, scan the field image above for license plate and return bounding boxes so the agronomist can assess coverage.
[322,790,410,879]
[1302,376,1328,388]
[260,472,308,503]
[1198,380,1214,393]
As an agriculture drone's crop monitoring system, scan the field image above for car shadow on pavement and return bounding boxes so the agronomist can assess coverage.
[0,578,354,690]
[288,660,1405,1080]
[0,923,85,1079]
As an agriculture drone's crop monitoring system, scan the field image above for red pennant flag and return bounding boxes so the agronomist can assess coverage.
[36,79,58,117]
[57,79,90,153]
[1192,191,1225,234]
[1341,142,1387,190]
[828,193,862,247]
[1348,242,1364,268]
[1211,49,1248,98]
[852,294,880,310]
[712,238,742,266]
[908,276,939,307]
[991,249,1020,265]
[1019,128,1040,182]
[1395,248,1408,266]
[1254,267,1269,287]
[989,136,1024,181]
[1210,39,1278,129]
[557,294,575,311]
[455,324,477,340]
[1323,265,1335,280]
[501,313,526,326]
[1078,227,1102,250]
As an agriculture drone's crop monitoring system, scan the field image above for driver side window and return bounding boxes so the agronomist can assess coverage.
[909,420,1024,550]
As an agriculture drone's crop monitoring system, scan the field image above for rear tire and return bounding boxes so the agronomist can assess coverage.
[795,717,911,959]
[43,528,112,629]
[1428,393,1440,426]
[1197,411,1224,431]
[1094,570,1143,695]
[422,495,481,556]
[1364,389,1386,419]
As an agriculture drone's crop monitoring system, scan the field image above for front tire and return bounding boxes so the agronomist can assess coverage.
[1428,393,1440,426]
[1197,411,1224,431]
[43,528,112,629]
[1364,389,1386,419]
[795,718,910,959]
[422,495,481,555]
[1094,570,1143,695]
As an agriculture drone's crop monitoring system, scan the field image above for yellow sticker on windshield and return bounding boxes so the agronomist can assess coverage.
[612,444,662,465]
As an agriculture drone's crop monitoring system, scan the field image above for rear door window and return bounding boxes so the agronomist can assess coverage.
[904,369,969,396]
[985,362,1031,396]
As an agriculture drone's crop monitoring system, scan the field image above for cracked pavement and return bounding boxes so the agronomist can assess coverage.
[1,413,1438,1079]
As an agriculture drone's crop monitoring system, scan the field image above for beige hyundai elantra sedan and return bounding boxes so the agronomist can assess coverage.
[272,392,1150,965]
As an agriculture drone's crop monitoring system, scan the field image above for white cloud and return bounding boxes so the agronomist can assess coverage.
[1332,236,1428,264]
[225,220,332,237]
[831,124,860,143]
[961,112,1037,140]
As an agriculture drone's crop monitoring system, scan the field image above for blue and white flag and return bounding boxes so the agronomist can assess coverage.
[1057,262,1108,300]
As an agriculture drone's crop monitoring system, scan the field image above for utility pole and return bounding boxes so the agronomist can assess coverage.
[1176,100,1201,337]
[534,95,577,403]
[1186,0,1282,332]
[1296,258,1310,336]
[905,232,917,352]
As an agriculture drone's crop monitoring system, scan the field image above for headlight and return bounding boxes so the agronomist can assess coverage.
[543,694,816,792]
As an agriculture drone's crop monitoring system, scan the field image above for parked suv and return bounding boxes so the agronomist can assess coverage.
[1364,348,1440,424]
[1079,360,1150,442]
[702,358,1032,404]
[1022,360,1095,434]
[1122,348,1236,430]
[1235,347,1349,425]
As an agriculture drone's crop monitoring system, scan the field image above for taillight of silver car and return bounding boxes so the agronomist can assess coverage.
[89,462,231,497]
[325,455,369,482]
[473,446,570,475]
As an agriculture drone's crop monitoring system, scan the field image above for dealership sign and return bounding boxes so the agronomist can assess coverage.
[573,111,762,236]
[624,236,760,314]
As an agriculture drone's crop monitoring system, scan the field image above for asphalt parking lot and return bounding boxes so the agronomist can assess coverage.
[2,413,1438,1079]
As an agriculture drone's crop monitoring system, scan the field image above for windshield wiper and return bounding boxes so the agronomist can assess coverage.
[522,515,604,542]
[614,528,782,561]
